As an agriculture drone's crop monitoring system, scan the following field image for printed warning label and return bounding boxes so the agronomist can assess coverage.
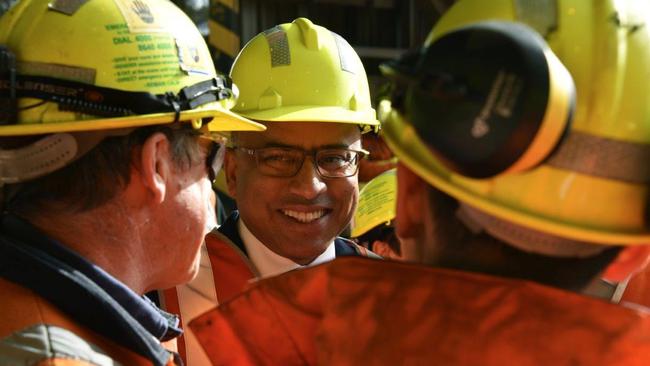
[105,25,182,88]
[105,0,212,88]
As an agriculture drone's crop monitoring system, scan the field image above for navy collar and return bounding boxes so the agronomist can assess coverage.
[218,210,247,254]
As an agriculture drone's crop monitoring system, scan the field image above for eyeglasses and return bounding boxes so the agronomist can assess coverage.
[199,133,227,182]
[233,146,369,178]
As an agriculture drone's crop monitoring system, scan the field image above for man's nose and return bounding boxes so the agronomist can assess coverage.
[288,157,327,199]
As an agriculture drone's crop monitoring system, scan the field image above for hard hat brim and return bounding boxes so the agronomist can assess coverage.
[0,103,265,136]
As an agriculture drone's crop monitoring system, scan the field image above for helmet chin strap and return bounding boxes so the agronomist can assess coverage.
[0,128,132,184]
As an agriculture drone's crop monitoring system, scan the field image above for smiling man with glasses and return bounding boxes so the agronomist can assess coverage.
[217,18,381,277]
[159,17,380,366]
[224,120,372,269]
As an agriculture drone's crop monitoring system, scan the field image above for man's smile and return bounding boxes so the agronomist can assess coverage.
[280,209,328,223]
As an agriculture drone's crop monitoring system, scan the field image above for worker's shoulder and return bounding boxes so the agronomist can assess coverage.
[0,278,118,366]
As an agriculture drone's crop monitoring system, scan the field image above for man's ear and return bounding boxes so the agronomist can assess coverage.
[395,162,427,240]
[224,148,237,199]
[602,245,650,283]
[138,132,172,204]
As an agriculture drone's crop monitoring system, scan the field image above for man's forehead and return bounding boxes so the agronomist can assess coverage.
[237,121,361,147]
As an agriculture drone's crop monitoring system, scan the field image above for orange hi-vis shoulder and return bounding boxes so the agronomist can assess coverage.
[161,229,257,365]
[190,257,650,366]
[0,213,181,366]
[0,278,178,366]
[621,265,650,307]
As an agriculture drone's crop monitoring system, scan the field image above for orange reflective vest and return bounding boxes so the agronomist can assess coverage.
[190,257,650,365]
[161,212,377,365]
[622,265,650,307]
[0,214,180,366]
[0,278,178,366]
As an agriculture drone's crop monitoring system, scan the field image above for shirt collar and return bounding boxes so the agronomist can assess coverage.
[238,217,335,278]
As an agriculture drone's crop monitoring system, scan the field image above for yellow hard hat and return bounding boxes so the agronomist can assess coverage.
[351,168,396,238]
[381,0,650,246]
[0,0,265,136]
[229,17,379,130]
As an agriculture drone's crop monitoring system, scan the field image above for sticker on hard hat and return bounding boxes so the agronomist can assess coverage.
[113,0,165,33]
[176,38,211,76]
[107,2,180,87]
[107,33,183,88]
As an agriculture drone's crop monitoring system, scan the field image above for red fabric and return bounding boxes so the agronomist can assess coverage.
[622,265,650,307]
[205,231,257,303]
[191,257,650,366]
[160,286,184,359]
[161,231,257,365]
[190,266,326,365]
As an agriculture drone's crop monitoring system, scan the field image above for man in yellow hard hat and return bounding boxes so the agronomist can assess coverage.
[159,17,381,366]
[186,1,650,364]
[222,18,380,271]
[0,0,263,365]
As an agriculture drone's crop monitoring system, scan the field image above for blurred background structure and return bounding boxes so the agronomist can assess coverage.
[173,0,455,104]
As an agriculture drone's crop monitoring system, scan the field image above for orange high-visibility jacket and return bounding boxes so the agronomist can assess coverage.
[0,214,181,366]
[161,211,378,365]
[622,265,650,307]
[0,278,179,366]
[190,257,650,366]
